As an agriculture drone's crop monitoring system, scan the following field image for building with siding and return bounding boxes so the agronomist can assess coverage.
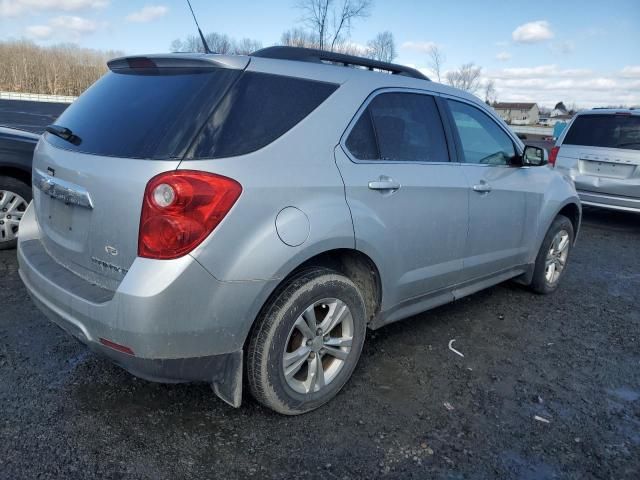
[493,102,540,125]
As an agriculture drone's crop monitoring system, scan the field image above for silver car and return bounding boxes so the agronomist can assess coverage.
[18,47,581,414]
[553,108,640,212]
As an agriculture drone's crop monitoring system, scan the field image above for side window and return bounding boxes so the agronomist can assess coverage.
[447,100,516,165]
[345,110,378,160]
[345,92,449,162]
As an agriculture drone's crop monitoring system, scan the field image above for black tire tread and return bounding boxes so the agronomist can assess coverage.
[246,267,365,415]
[529,214,574,294]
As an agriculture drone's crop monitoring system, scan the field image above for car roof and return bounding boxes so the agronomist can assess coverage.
[117,50,485,109]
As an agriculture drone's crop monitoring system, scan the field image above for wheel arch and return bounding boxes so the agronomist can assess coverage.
[0,166,32,187]
[245,247,383,352]
[557,202,581,242]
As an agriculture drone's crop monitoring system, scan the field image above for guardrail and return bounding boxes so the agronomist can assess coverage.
[0,91,77,104]
[509,125,554,137]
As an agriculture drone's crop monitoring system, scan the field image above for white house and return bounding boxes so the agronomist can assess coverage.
[493,102,540,125]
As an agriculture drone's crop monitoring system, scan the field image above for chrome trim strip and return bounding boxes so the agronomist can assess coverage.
[33,168,94,209]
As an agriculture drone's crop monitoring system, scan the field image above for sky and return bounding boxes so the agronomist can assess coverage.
[1,0,639,108]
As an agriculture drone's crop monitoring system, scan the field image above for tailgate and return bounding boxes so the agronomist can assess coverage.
[558,145,640,197]
[33,141,180,291]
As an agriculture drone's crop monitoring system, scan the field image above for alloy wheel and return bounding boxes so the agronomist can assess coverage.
[545,229,570,284]
[282,298,354,395]
[0,190,28,243]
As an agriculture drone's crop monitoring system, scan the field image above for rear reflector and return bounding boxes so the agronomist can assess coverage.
[99,338,135,356]
[138,171,242,260]
[549,146,560,167]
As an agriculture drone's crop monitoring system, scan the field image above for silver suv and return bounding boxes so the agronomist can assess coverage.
[553,108,640,212]
[18,47,581,414]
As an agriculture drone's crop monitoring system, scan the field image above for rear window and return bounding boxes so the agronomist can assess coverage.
[563,114,640,150]
[46,69,338,160]
[46,68,241,160]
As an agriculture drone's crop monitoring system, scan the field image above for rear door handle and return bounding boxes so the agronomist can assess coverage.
[472,183,492,193]
[368,177,401,191]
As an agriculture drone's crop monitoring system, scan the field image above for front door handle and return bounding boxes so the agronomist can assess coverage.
[368,177,401,191]
[472,182,492,193]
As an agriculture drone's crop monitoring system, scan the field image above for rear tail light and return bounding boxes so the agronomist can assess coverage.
[138,171,242,260]
[549,146,560,167]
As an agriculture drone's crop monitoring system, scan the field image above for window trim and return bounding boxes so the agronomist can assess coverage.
[439,94,524,168]
[340,87,454,165]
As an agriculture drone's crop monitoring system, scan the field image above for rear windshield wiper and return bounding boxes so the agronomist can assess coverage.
[615,141,640,148]
[45,125,81,145]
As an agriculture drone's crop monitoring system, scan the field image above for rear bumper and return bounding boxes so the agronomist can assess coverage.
[577,190,640,213]
[25,286,243,405]
[17,203,278,405]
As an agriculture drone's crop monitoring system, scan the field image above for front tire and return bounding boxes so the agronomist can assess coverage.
[247,267,367,415]
[529,215,574,294]
[0,176,31,251]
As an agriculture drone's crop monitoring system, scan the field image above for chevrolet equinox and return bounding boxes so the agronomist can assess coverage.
[18,47,581,414]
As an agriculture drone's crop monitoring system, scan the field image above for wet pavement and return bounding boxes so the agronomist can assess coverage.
[1,208,639,479]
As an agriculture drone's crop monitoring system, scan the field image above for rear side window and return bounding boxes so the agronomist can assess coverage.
[189,72,338,159]
[563,114,640,150]
[46,68,241,160]
[345,92,449,162]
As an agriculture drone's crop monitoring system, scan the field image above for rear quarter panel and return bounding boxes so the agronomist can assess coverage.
[179,76,374,283]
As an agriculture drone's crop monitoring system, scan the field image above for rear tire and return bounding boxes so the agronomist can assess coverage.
[529,215,574,294]
[247,267,367,415]
[0,176,31,251]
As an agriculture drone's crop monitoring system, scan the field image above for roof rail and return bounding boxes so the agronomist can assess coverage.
[251,46,430,81]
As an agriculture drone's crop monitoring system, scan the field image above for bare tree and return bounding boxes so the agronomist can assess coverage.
[426,44,445,82]
[295,0,373,51]
[280,28,318,48]
[233,38,263,55]
[170,33,261,55]
[0,40,122,96]
[365,31,396,63]
[446,63,482,94]
[483,79,496,104]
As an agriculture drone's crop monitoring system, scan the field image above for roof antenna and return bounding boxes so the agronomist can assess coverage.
[185,0,212,54]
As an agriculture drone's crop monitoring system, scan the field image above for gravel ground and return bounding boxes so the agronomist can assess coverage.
[1,207,638,479]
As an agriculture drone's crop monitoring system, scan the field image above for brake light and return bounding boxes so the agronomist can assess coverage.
[138,171,242,260]
[549,146,560,167]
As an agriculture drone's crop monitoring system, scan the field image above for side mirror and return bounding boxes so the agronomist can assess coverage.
[522,145,548,166]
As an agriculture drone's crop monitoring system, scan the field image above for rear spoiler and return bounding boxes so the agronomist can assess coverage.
[107,54,250,72]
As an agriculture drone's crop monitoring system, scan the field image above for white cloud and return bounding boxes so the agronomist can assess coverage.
[25,24,53,39]
[1,0,108,17]
[485,64,640,108]
[491,65,592,79]
[621,66,640,78]
[125,5,168,23]
[512,20,554,44]
[25,14,101,40]
[401,41,438,54]
[496,52,512,61]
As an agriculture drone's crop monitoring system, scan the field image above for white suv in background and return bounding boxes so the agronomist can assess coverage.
[553,109,640,213]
